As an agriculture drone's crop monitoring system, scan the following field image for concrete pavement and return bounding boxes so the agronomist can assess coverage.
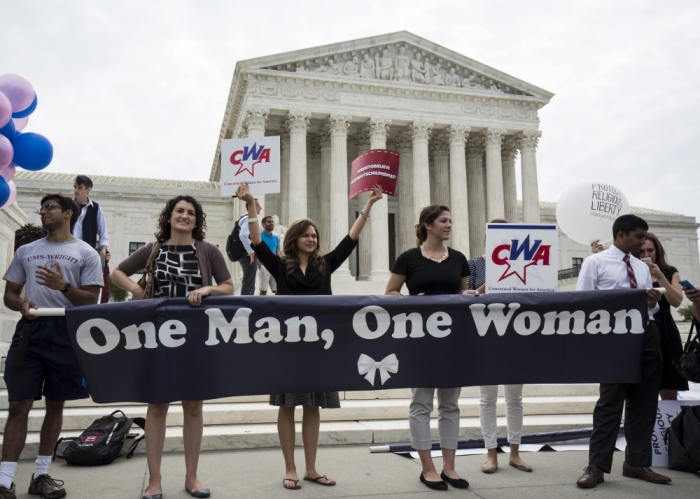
[8,445,700,498]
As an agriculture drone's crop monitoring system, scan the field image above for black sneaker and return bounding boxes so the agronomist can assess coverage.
[0,483,16,499]
[28,474,66,498]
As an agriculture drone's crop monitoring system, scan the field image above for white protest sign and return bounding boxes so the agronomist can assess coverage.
[651,399,700,467]
[485,223,559,294]
[220,136,280,197]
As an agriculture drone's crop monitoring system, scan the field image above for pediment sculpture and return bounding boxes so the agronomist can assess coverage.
[268,44,527,96]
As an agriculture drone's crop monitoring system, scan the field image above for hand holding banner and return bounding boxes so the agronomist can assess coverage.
[349,149,399,200]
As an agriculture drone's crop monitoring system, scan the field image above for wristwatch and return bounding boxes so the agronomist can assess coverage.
[61,282,72,294]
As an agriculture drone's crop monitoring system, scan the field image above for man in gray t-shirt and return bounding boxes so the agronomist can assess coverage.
[1,194,102,499]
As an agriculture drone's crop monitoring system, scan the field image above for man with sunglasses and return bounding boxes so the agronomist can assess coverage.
[1,195,103,499]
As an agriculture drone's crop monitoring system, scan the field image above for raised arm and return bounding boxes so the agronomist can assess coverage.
[236,184,262,246]
[648,266,683,307]
[349,185,383,241]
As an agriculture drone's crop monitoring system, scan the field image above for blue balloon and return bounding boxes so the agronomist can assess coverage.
[0,119,15,140]
[11,132,53,171]
[0,177,9,207]
[12,94,37,119]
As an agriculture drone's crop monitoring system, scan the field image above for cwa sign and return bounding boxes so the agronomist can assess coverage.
[220,136,280,196]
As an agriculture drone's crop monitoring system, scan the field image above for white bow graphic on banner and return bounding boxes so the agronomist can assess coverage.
[357,353,399,386]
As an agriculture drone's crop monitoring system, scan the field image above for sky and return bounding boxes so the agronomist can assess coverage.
[3,0,700,228]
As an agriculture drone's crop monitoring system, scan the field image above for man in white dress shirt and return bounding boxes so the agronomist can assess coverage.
[575,214,670,488]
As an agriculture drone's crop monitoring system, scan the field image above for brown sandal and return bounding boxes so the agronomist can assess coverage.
[303,475,336,486]
[283,478,301,490]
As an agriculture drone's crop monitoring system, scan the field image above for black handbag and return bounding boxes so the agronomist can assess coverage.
[673,318,700,383]
[667,405,700,477]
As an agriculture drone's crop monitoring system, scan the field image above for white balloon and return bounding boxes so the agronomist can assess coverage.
[556,182,630,245]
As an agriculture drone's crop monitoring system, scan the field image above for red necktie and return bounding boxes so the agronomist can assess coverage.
[623,255,638,289]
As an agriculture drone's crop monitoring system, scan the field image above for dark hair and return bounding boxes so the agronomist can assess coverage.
[155,195,207,242]
[281,219,326,277]
[490,218,508,223]
[644,232,672,270]
[415,205,450,246]
[40,194,80,230]
[261,215,273,224]
[612,214,648,239]
[75,175,93,189]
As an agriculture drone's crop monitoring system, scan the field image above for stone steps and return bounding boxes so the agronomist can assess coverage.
[4,413,595,460]
[0,395,600,433]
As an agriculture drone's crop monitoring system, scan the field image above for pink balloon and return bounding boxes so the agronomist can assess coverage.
[1,180,17,209]
[0,92,11,127]
[13,116,28,131]
[0,162,16,182]
[0,74,35,113]
[0,134,13,169]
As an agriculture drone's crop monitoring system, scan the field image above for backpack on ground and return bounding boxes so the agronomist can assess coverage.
[52,410,146,466]
[667,405,700,478]
[226,216,246,262]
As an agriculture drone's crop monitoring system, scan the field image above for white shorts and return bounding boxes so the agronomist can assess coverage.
[259,265,277,293]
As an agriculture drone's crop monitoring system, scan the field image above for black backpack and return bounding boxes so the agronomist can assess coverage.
[673,319,700,383]
[226,216,246,262]
[52,410,146,466]
[667,405,700,477]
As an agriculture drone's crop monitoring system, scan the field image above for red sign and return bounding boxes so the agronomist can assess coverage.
[349,149,400,200]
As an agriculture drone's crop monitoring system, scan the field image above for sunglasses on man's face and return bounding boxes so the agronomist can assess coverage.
[36,203,65,214]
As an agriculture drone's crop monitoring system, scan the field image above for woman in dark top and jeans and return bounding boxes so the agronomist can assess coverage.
[112,196,233,499]
[385,204,478,491]
[237,182,382,490]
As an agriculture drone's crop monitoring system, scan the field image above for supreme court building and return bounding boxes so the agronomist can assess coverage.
[211,31,552,280]
[8,32,700,303]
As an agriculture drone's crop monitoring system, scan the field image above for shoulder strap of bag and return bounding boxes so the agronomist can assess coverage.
[52,437,77,462]
[146,242,161,270]
[683,319,700,354]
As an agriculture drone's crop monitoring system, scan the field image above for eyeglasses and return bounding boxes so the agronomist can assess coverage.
[36,203,64,214]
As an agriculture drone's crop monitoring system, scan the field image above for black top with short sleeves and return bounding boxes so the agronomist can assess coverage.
[391,247,470,295]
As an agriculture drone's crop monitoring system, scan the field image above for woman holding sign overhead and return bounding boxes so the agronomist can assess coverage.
[385,204,478,491]
[112,196,233,499]
[236,182,382,490]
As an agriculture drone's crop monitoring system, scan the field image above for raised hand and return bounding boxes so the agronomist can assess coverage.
[236,183,254,203]
[368,184,383,204]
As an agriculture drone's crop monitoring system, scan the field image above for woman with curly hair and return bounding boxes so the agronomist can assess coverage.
[236,182,382,490]
[111,195,233,499]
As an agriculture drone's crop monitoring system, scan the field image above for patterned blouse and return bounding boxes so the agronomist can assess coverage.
[467,255,486,291]
[153,244,203,298]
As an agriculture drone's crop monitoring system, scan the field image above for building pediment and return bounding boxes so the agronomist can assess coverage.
[236,32,553,99]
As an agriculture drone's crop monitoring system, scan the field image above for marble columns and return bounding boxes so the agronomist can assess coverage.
[447,124,470,254]
[319,127,332,254]
[279,127,290,226]
[368,118,392,280]
[354,124,371,280]
[410,121,433,220]
[328,114,353,277]
[518,131,542,223]
[286,111,310,223]
[483,128,506,221]
[501,137,519,223]
[467,135,486,257]
[430,132,450,208]
[243,107,269,215]
[395,130,414,253]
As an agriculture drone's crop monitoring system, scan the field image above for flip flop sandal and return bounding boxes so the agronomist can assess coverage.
[303,475,337,486]
[282,478,301,490]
